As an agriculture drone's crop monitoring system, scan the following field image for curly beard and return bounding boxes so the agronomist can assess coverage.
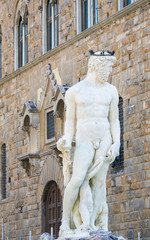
[97,71,108,84]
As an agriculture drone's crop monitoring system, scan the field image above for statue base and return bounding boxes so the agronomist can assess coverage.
[58,229,126,240]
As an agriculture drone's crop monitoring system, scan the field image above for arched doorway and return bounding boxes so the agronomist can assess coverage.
[44,181,62,238]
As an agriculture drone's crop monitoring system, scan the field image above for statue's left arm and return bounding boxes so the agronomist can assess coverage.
[107,86,120,163]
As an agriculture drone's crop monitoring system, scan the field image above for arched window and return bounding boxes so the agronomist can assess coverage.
[47,2,52,50]
[14,7,28,70]
[111,97,124,172]
[47,0,59,51]
[55,99,65,139]
[1,144,6,199]
[24,14,28,65]
[0,26,2,79]
[42,181,62,238]
[77,0,98,33]
[43,0,59,53]
[54,0,59,48]
[18,16,23,67]
[18,12,28,67]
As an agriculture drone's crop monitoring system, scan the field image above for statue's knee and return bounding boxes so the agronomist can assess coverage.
[71,176,83,189]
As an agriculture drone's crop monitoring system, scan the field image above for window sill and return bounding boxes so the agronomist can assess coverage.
[17,153,40,161]
[0,198,7,203]
[45,137,56,145]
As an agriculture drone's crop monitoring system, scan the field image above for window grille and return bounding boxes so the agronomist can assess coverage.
[111,97,124,172]
[1,144,6,199]
[47,111,55,139]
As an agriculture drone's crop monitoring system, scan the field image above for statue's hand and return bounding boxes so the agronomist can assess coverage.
[57,136,71,153]
[106,142,120,163]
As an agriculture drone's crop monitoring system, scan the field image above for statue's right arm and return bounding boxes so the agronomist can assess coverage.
[63,88,76,149]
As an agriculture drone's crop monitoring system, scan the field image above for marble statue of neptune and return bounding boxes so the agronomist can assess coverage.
[57,50,120,237]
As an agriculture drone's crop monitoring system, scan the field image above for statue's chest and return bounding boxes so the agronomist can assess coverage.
[75,87,112,106]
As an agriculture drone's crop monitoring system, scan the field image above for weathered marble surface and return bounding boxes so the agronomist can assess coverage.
[57,51,120,237]
[40,229,126,240]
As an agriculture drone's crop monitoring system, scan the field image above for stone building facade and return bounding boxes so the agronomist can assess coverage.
[0,0,150,239]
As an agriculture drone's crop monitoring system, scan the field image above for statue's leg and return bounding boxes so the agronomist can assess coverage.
[60,136,94,235]
[96,190,108,230]
[72,196,82,228]
[90,131,112,230]
[78,179,93,231]
[90,162,109,230]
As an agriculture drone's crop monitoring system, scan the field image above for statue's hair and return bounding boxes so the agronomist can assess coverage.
[88,56,116,73]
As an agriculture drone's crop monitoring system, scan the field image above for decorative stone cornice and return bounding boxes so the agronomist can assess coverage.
[38,63,69,112]
[39,149,55,157]
[15,0,29,24]
[20,101,39,116]
[17,153,40,161]
[0,0,149,86]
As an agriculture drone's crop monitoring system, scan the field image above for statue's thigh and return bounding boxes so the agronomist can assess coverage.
[91,133,111,186]
[72,138,94,177]
[91,163,109,189]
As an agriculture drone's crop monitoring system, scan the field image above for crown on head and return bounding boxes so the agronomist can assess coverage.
[89,50,115,56]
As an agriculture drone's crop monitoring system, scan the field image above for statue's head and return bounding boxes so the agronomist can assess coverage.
[88,51,116,84]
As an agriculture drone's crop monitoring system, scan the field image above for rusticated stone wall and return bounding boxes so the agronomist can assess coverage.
[0,0,118,78]
[0,0,149,239]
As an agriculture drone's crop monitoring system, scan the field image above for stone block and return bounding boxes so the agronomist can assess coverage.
[113,203,120,214]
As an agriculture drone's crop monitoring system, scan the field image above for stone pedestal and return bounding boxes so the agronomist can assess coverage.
[40,230,126,240]
[59,229,126,240]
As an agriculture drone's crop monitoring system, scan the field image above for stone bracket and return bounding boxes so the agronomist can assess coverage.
[17,153,40,176]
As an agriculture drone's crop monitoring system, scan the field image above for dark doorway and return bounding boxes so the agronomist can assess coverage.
[44,181,62,238]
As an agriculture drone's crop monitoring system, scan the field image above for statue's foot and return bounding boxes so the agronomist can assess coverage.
[90,224,99,231]
[59,229,75,236]
[77,224,91,232]
[59,221,74,237]
[100,224,108,231]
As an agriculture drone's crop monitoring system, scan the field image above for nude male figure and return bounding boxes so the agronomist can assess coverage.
[57,51,120,236]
